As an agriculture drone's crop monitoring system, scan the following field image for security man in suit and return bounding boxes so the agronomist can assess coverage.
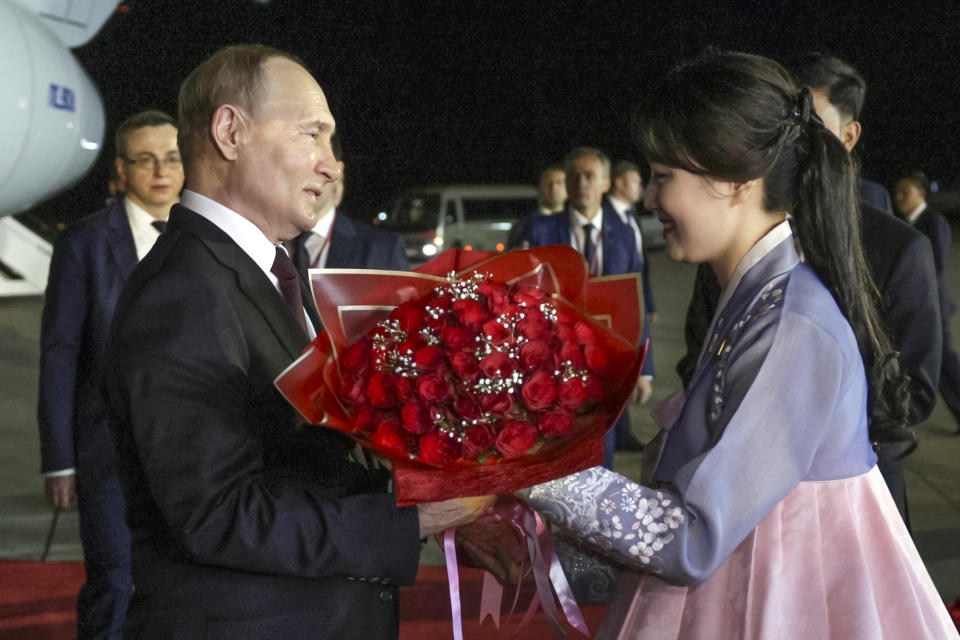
[38,109,184,638]
[103,45,488,638]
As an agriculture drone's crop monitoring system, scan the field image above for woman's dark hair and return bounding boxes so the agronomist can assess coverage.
[635,49,912,450]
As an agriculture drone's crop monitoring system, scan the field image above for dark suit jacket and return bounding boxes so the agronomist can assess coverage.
[38,200,137,488]
[859,178,893,215]
[524,206,654,376]
[289,212,408,283]
[910,206,955,320]
[678,206,942,425]
[104,205,420,638]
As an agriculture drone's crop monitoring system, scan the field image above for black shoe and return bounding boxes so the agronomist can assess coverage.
[616,435,645,452]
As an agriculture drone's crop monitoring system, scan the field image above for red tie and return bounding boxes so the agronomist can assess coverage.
[270,246,307,333]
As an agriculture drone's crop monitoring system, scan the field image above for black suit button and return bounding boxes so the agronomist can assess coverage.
[378,588,394,604]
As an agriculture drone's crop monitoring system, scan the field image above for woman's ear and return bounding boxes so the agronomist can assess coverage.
[729,178,762,206]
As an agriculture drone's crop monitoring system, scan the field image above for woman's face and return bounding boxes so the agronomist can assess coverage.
[644,163,741,266]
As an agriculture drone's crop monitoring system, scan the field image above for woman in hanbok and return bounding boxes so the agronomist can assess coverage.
[518,50,958,639]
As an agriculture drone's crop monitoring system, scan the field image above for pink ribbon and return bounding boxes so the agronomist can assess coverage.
[443,501,590,639]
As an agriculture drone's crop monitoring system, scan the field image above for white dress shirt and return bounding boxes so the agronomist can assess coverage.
[905,201,928,225]
[304,208,337,269]
[124,196,166,260]
[569,206,604,275]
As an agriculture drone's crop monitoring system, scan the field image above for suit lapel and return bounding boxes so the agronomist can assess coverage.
[324,213,355,269]
[105,201,139,278]
[169,205,310,358]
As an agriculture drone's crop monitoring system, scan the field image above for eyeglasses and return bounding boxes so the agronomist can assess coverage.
[122,152,182,171]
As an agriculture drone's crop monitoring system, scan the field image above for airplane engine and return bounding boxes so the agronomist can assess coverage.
[0,0,106,217]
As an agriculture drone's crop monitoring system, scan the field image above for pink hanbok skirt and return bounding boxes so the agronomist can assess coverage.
[598,466,958,639]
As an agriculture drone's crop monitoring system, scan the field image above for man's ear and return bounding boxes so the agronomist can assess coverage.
[210,104,247,161]
[114,156,128,186]
[840,119,862,152]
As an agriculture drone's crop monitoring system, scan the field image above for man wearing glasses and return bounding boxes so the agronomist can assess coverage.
[38,110,183,639]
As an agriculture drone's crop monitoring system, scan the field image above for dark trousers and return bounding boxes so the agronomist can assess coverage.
[875,443,911,533]
[77,473,132,640]
[938,321,960,428]
[603,412,632,470]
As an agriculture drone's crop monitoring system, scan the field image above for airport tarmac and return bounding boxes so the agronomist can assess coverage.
[1,243,957,601]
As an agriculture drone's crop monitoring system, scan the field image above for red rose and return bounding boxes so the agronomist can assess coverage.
[418,431,461,465]
[367,371,396,408]
[583,343,608,373]
[480,390,514,415]
[452,299,491,328]
[344,376,367,406]
[430,294,453,312]
[557,309,580,326]
[398,336,421,355]
[442,325,474,351]
[414,345,444,372]
[517,310,552,340]
[390,300,426,334]
[513,286,545,306]
[559,341,586,367]
[557,377,587,411]
[495,420,538,458]
[402,401,434,434]
[539,410,573,436]
[574,321,596,345]
[480,351,515,379]
[342,339,372,373]
[556,324,577,343]
[490,301,522,316]
[451,350,480,381]
[481,319,511,344]
[584,374,603,401]
[478,280,510,308]
[461,422,497,459]
[417,374,452,403]
[372,419,412,457]
[522,370,557,411]
[395,375,417,402]
[453,395,483,421]
[520,340,554,371]
[352,403,378,430]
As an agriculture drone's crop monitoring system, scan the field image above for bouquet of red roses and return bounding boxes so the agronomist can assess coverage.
[275,245,646,506]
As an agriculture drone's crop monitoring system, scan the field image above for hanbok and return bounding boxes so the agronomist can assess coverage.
[525,221,958,639]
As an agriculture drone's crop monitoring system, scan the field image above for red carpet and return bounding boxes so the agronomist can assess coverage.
[0,560,608,639]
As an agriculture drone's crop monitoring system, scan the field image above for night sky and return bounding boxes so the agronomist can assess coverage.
[36,0,960,226]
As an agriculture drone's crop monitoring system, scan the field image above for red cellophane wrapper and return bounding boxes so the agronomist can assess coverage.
[275,245,646,506]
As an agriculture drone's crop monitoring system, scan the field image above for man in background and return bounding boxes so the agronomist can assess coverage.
[605,160,656,326]
[288,133,407,279]
[507,164,566,249]
[896,170,960,435]
[38,109,184,638]
[523,147,654,468]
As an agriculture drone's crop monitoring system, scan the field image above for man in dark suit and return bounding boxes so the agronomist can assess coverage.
[522,147,654,469]
[677,57,942,527]
[103,46,486,638]
[896,171,960,435]
[506,164,566,250]
[38,110,184,638]
[606,160,657,324]
[288,134,407,278]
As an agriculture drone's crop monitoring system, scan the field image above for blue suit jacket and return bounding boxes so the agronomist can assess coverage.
[524,206,654,375]
[911,206,954,319]
[290,213,408,280]
[38,200,138,486]
[859,178,893,215]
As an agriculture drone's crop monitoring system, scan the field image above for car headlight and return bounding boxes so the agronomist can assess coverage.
[421,243,438,257]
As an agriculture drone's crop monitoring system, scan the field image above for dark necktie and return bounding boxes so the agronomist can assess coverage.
[582,223,596,274]
[152,220,167,233]
[271,246,308,333]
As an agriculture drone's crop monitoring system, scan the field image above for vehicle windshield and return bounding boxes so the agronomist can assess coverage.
[461,198,536,222]
[384,193,441,232]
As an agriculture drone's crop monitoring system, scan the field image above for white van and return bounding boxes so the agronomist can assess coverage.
[379,184,537,264]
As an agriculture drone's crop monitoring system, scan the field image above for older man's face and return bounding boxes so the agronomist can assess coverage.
[566,155,609,219]
[233,57,340,243]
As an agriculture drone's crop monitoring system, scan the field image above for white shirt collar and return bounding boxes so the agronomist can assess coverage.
[907,201,928,224]
[569,206,603,232]
[124,196,166,261]
[309,207,337,236]
[179,190,279,285]
[606,194,632,220]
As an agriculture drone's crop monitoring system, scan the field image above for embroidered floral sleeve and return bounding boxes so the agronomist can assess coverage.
[526,466,685,574]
